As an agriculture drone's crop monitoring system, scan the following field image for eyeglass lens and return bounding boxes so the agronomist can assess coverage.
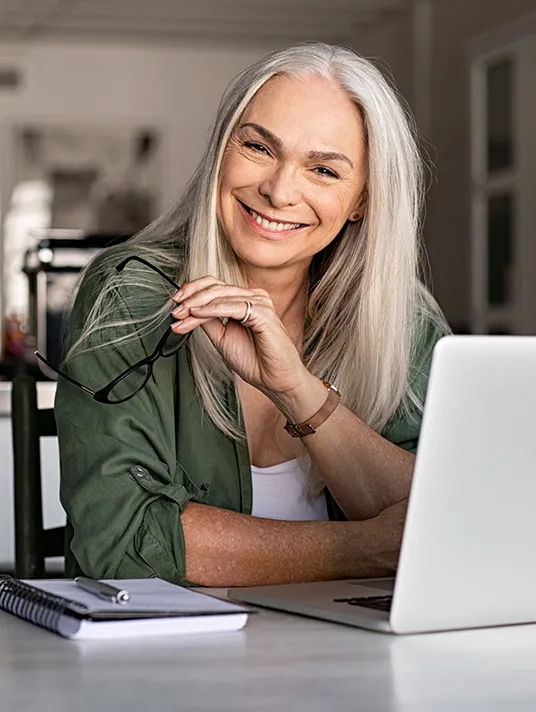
[106,329,188,402]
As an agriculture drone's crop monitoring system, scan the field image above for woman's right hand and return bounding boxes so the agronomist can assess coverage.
[170,275,312,401]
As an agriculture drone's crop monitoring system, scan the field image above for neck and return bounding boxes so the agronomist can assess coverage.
[242,263,309,324]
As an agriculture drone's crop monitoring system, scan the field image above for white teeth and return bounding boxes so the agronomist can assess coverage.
[249,207,301,232]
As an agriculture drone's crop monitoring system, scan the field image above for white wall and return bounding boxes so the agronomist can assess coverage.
[351,0,536,328]
[0,38,270,203]
[0,38,271,337]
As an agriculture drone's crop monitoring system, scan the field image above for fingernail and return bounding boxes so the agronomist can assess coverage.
[172,289,183,302]
[172,305,185,316]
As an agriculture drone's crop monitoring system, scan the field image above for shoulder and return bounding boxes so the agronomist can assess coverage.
[74,246,178,315]
[410,286,451,392]
[381,287,450,451]
[68,246,183,348]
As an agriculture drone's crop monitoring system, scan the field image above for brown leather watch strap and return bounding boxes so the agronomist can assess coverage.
[284,380,341,438]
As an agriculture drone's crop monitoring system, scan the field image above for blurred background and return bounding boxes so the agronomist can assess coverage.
[1,0,536,378]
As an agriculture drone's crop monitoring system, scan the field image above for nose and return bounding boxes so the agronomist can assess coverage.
[258,164,302,209]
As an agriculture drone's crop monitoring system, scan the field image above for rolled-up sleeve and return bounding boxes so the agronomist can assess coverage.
[57,413,207,582]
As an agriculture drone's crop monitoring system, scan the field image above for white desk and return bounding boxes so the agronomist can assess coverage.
[1,597,536,711]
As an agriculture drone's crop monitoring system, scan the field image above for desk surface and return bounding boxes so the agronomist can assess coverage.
[1,592,536,712]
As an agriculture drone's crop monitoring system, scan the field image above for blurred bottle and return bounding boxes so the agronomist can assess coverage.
[3,313,27,360]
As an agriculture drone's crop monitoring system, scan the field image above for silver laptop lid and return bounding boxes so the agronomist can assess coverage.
[391,336,536,633]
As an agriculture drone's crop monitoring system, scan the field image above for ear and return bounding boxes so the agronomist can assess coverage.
[348,185,368,222]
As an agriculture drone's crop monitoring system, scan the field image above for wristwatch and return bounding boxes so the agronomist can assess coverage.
[284,380,341,438]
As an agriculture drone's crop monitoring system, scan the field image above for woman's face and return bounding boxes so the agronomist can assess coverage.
[218,74,367,276]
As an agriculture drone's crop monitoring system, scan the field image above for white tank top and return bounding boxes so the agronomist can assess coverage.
[250,458,329,521]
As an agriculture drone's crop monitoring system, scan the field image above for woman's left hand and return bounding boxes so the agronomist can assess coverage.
[170,276,309,397]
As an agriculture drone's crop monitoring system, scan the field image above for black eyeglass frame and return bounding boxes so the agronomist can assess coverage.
[35,255,190,404]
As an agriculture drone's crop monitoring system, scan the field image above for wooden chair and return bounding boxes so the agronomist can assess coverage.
[11,374,65,578]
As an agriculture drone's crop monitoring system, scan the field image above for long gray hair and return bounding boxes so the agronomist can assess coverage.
[67,42,445,443]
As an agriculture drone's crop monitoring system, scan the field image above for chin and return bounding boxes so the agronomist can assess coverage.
[231,241,296,271]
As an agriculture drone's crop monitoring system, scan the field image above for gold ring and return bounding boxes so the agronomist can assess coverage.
[240,300,253,325]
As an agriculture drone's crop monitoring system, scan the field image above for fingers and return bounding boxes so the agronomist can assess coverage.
[190,299,256,323]
[171,275,264,302]
[170,275,225,303]
[171,313,214,333]
[171,282,271,321]
[171,298,268,336]
[170,276,276,338]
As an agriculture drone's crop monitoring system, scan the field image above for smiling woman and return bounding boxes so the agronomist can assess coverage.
[54,43,449,587]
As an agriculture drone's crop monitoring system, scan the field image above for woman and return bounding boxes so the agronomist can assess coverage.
[52,42,449,586]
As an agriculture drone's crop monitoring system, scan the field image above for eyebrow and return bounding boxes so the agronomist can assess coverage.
[238,122,354,170]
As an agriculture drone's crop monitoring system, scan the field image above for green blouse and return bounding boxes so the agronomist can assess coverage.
[55,254,446,583]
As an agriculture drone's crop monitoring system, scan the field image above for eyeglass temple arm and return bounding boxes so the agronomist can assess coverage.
[34,351,96,396]
[115,256,182,293]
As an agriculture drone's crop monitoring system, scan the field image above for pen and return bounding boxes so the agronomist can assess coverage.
[74,577,130,605]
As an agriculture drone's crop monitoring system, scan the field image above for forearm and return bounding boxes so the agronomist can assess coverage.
[273,375,416,520]
[181,501,406,587]
[302,395,415,519]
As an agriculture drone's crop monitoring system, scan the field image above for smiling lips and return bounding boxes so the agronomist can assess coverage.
[239,200,307,234]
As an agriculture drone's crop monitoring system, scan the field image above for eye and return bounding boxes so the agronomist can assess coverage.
[244,141,271,156]
[313,166,339,179]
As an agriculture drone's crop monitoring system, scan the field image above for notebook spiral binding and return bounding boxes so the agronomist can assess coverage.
[0,575,86,634]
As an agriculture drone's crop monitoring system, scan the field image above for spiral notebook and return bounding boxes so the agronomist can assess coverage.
[0,575,250,639]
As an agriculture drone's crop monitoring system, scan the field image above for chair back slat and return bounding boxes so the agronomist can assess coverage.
[37,409,57,438]
[11,375,64,578]
[43,526,65,556]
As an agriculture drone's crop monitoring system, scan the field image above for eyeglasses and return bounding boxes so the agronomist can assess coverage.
[35,255,190,404]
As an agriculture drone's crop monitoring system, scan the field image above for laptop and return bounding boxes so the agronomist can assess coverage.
[229,335,536,634]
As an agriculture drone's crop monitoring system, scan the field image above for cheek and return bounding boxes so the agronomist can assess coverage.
[218,160,233,197]
[220,153,259,195]
[218,166,239,223]
[315,191,353,228]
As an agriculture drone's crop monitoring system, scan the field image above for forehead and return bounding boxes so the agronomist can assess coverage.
[238,74,365,156]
